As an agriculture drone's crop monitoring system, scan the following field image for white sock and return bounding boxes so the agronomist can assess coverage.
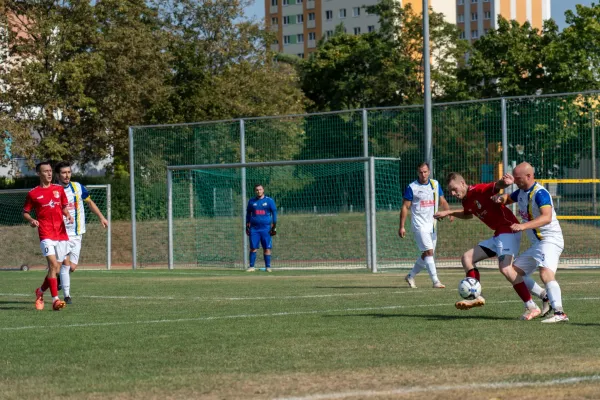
[423,256,439,283]
[523,275,545,299]
[409,258,425,277]
[60,264,71,297]
[545,280,563,312]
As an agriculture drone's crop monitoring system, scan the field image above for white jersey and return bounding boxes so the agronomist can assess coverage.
[509,182,564,247]
[62,181,90,236]
[403,179,443,233]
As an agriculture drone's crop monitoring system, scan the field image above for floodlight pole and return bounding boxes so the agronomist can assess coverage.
[423,0,433,170]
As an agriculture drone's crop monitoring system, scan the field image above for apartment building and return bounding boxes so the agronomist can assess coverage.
[457,0,551,42]
[265,0,456,59]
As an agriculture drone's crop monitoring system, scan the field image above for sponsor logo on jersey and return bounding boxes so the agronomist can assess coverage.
[42,200,57,208]
[420,200,435,207]
[37,195,44,199]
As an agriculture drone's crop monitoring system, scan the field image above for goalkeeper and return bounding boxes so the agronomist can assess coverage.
[245,184,277,272]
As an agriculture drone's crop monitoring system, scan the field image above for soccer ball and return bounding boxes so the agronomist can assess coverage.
[458,277,482,300]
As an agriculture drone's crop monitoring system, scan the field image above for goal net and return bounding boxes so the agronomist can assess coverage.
[0,185,111,270]
[167,158,402,269]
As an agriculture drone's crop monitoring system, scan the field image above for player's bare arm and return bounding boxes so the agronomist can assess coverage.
[62,206,74,224]
[23,211,39,228]
[439,196,454,222]
[510,206,553,232]
[85,198,109,228]
[434,209,471,220]
[491,193,514,205]
[398,199,411,238]
[494,173,514,191]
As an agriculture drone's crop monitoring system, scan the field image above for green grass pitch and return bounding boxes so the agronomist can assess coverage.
[1,269,600,399]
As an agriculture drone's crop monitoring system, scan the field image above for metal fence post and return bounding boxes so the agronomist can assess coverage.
[369,156,377,273]
[363,109,372,270]
[241,119,248,270]
[167,169,174,270]
[106,184,112,270]
[128,127,137,270]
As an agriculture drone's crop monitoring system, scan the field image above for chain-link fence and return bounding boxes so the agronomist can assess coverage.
[130,91,600,269]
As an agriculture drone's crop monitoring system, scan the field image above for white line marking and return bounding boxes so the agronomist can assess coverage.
[273,375,600,400]
[1,297,598,332]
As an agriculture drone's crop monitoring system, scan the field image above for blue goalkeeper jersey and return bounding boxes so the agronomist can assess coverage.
[246,196,277,230]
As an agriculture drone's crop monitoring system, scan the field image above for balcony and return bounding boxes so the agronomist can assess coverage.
[307,39,316,48]
[270,5,278,14]
[307,0,315,9]
[270,24,279,32]
[307,20,316,29]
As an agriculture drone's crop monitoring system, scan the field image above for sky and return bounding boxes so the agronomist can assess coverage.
[243,0,596,30]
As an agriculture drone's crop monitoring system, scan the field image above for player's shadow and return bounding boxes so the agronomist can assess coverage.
[0,300,30,310]
[315,286,400,289]
[325,313,516,321]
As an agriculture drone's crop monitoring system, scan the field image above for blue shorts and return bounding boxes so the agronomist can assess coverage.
[250,229,272,250]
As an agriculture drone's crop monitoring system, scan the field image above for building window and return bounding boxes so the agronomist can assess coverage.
[297,0,303,3]
[339,8,346,18]
[308,32,316,40]
[297,53,304,58]
[308,12,315,20]
[353,7,360,17]
[457,0,464,4]
[284,35,291,44]
[271,17,278,25]
[484,28,490,34]
[283,0,289,5]
[471,13,477,21]
[483,0,490,2]
[326,10,333,20]
[353,27,361,35]
[271,0,277,5]
[471,0,477,3]
[326,30,334,38]
[471,30,478,38]
[457,14,464,23]
[368,25,375,32]
[283,16,290,25]
[459,31,466,39]
[484,11,491,20]
[297,33,304,43]
[297,14,303,23]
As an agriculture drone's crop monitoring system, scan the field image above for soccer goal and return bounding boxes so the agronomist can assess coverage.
[166,157,402,271]
[0,184,112,270]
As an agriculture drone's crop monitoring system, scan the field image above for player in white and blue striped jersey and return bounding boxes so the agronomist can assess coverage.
[399,162,452,289]
[55,161,109,304]
[493,162,568,323]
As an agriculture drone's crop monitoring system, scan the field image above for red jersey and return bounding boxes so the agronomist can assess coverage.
[461,182,519,236]
[23,184,69,241]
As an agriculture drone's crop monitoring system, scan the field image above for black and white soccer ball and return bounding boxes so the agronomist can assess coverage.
[458,277,482,300]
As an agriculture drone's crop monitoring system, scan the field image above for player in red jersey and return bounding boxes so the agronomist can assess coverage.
[434,172,549,320]
[23,161,74,311]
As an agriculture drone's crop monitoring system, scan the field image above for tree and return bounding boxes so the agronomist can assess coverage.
[0,0,171,169]
[455,17,559,99]
[299,1,468,112]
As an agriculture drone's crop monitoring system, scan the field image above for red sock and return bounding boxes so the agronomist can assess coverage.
[40,277,49,292]
[48,278,58,297]
[513,281,532,302]
[466,268,480,281]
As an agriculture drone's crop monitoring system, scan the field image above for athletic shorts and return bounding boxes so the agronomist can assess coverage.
[413,231,437,252]
[67,235,83,265]
[40,239,70,262]
[250,229,272,250]
[514,241,564,275]
[478,232,521,258]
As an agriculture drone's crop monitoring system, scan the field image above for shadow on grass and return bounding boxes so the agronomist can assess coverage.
[0,300,31,310]
[324,313,516,321]
[316,286,401,289]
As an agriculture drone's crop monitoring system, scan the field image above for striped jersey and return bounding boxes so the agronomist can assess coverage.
[62,181,90,236]
[403,179,442,233]
[510,182,564,247]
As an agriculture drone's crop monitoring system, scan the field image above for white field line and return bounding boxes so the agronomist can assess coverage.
[0,281,596,302]
[273,375,600,400]
[1,297,599,332]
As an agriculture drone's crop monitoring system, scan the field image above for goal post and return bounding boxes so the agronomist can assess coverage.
[166,157,402,271]
[0,184,112,270]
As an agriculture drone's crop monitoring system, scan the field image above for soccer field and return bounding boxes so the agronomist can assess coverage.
[1,269,600,399]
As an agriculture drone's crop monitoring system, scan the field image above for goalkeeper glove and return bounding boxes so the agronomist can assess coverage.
[269,225,277,236]
[245,224,250,236]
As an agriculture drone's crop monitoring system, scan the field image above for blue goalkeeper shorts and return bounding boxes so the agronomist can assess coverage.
[249,229,272,250]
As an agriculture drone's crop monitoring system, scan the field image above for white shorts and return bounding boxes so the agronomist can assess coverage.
[514,241,563,275]
[414,231,437,252]
[40,239,70,262]
[478,232,521,258]
[67,235,83,265]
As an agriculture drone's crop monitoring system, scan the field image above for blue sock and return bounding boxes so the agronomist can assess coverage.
[250,252,257,267]
[265,255,271,268]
